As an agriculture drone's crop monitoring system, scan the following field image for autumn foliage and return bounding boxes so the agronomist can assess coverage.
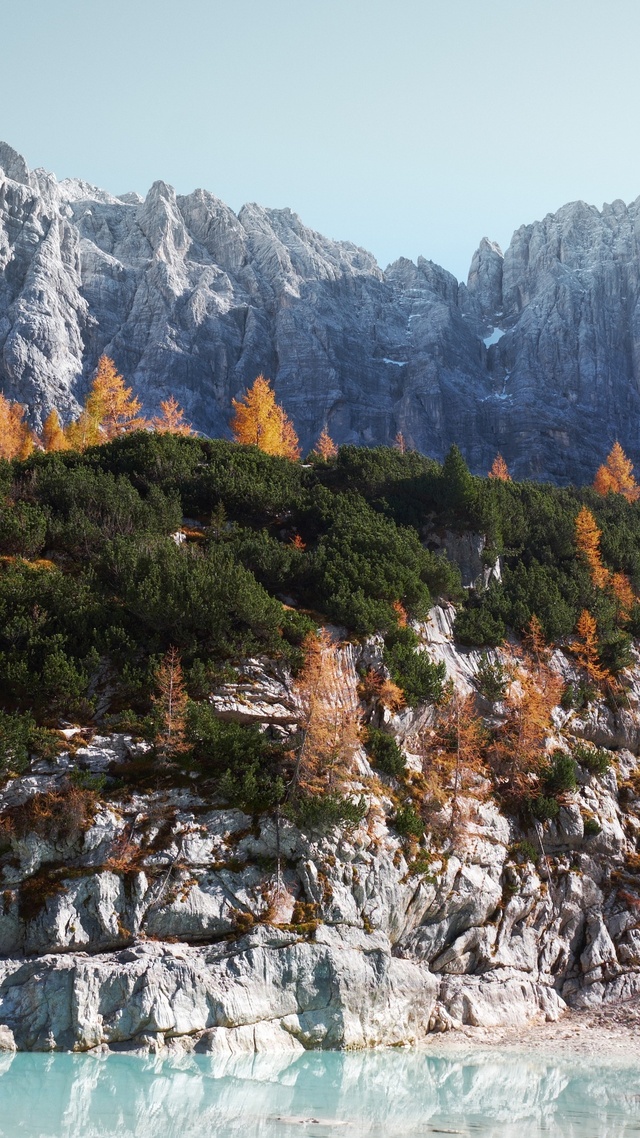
[313,426,338,460]
[575,506,609,589]
[611,572,636,620]
[430,692,487,838]
[231,375,300,459]
[523,614,550,668]
[89,355,144,441]
[0,364,294,466]
[488,453,511,481]
[64,355,146,451]
[594,442,640,502]
[574,506,637,616]
[359,667,406,714]
[0,396,35,460]
[570,610,613,686]
[292,630,361,797]
[152,396,194,436]
[152,647,189,759]
[32,357,193,454]
[41,409,69,453]
[487,655,563,805]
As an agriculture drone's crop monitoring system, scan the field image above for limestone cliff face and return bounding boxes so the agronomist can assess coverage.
[3,141,640,480]
[2,611,640,1053]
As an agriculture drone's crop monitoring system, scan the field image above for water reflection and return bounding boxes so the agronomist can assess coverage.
[0,1047,639,1137]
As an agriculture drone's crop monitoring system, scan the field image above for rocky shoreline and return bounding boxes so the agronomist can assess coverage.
[3,611,640,1054]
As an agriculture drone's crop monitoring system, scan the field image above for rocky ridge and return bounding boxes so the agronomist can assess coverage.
[2,608,640,1053]
[2,142,640,481]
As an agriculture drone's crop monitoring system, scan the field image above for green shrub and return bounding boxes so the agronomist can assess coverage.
[405,849,434,877]
[365,727,406,777]
[454,605,506,647]
[474,652,508,701]
[512,839,538,864]
[5,432,640,784]
[437,445,478,519]
[583,815,602,837]
[530,795,560,821]
[218,763,285,814]
[289,793,367,833]
[187,702,279,770]
[0,502,48,558]
[561,682,597,711]
[0,711,59,776]
[542,750,578,795]
[394,803,424,838]
[383,626,445,706]
[573,742,611,776]
[69,769,107,793]
[0,711,35,775]
[186,702,286,812]
[309,494,438,633]
[107,539,289,659]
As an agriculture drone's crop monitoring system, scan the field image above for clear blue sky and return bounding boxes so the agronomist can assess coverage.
[3,0,640,280]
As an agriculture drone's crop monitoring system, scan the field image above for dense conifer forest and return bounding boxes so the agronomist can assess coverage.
[0,432,637,742]
[2,365,640,828]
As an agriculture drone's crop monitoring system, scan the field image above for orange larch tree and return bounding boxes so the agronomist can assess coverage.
[152,647,189,759]
[0,396,34,460]
[570,609,613,686]
[231,375,300,460]
[593,463,616,497]
[64,408,102,452]
[85,355,145,441]
[430,691,487,839]
[575,506,609,589]
[41,409,69,453]
[488,661,563,805]
[65,356,145,450]
[17,426,35,460]
[574,505,637,619]
[488,453,511,481]
[523,613,550,670]
[291,629,361,798]
[280,412,302,461]
[594,442,640,502]
[610,571,636,620]
[313,426,338,460]
[359,667,406,714]
[392,600,409,626]
[152,396,194,436]
[394,431,407,454]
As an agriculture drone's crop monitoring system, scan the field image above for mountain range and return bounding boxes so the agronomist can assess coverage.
[1,140,640,482]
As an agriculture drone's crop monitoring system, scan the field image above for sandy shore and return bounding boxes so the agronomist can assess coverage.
[420,998,640,1062]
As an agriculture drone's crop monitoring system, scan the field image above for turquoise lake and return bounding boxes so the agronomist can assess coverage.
[0,1048,639,1137]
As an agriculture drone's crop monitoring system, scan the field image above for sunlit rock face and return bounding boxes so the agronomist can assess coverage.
[2,614,640,1052]
[3,142,640,480]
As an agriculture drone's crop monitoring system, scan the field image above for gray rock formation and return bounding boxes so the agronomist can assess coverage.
[3,611,640,1052]
[2,141,640,480]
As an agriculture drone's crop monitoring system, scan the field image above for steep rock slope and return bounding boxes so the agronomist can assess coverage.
[2,141,640,480]
[2,612,640,1053]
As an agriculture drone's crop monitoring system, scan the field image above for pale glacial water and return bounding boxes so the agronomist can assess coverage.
[1,1049,640,1138]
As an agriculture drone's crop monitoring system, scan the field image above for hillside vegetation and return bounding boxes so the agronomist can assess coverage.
[0,429,639,722]
[2,358,640,831]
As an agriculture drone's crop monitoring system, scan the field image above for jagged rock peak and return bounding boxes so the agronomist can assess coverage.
[2,141,640,482]
[0,141,29,185]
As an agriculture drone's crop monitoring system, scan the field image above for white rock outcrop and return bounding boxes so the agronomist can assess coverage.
[2,612,640,1051]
